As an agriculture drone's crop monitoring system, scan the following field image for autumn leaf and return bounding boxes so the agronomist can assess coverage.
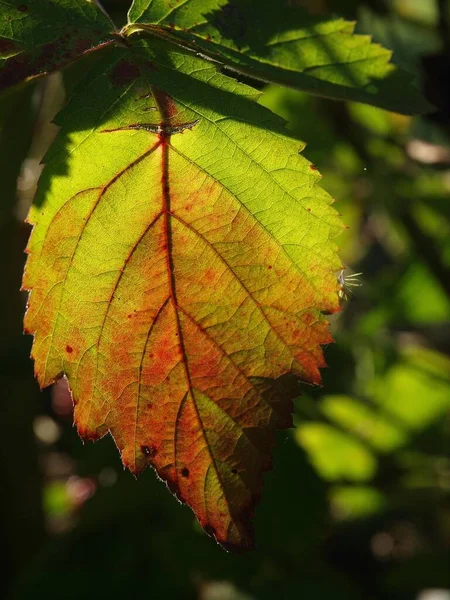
[127,0,431,115]
[23,38,343,551]
[0,0,116,93]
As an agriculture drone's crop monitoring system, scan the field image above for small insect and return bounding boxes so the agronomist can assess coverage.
[338,269,363,304]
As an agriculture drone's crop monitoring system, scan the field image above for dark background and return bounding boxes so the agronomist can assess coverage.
[1,0,449,598]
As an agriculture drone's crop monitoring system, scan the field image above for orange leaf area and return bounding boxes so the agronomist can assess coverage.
[23,53,342,550]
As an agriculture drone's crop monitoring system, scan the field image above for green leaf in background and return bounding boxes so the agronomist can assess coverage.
[127,0,431,115]
[321,395,407,453]
[370,347,450,430]
[0,0,116,93]
[296,422,377,482]
[295,346,450,510]
[330,485,386,520]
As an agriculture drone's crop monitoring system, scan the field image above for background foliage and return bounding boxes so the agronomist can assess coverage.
[1,0,449,598]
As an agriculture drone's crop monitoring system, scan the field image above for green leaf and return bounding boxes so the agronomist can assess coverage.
[127,0,431,115]
[329,485,386,520]
[23,38,343,551]
[0,0,116,93]
[370,347,450,430]
[296,423,377,482]
[321,394,407,452]
[128,0,225,29]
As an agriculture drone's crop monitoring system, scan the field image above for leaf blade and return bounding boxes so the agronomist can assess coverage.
[0,0,115,93]
[127,0,430,114]
[23,39,343,550]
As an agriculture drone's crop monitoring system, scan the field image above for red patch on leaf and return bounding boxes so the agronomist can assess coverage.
[110,60,140,87]
[152,89,177,121]
[0,39,20,55]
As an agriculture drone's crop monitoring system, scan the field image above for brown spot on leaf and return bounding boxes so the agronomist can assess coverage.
[110,60,140,87]
[310,164,318,171]
[181,467,189,478]
[142,445,158,458]
[0,39,20,55]
[66,345,73,353]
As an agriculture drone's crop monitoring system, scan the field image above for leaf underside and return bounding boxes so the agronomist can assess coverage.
[23,39,343,550]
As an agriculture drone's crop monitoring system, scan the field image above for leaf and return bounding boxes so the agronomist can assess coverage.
[129,0,225,29]
[127,0,431,115]
[296,423,377,482]
[0,0,116,93]
[23,38,343,551]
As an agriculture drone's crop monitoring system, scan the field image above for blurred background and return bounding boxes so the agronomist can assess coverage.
[1,0,449,598]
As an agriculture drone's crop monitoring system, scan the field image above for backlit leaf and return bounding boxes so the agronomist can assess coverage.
[0,0,116,93]
[127,0,430,114]
[23,38,343,551]
[296,423,377,482]
[129,0,225,29]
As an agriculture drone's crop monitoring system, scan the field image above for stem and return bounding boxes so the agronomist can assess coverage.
[94,0,119,32]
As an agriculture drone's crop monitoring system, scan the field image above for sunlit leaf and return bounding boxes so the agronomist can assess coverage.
[23,38,343,551]
[321,394,407,452]
[370,348,450,429]
[127,0,431,114]
[329,485,386,520]
[296,423,377,481]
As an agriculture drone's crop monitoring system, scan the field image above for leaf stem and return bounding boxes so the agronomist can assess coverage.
[93,0,119,32]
